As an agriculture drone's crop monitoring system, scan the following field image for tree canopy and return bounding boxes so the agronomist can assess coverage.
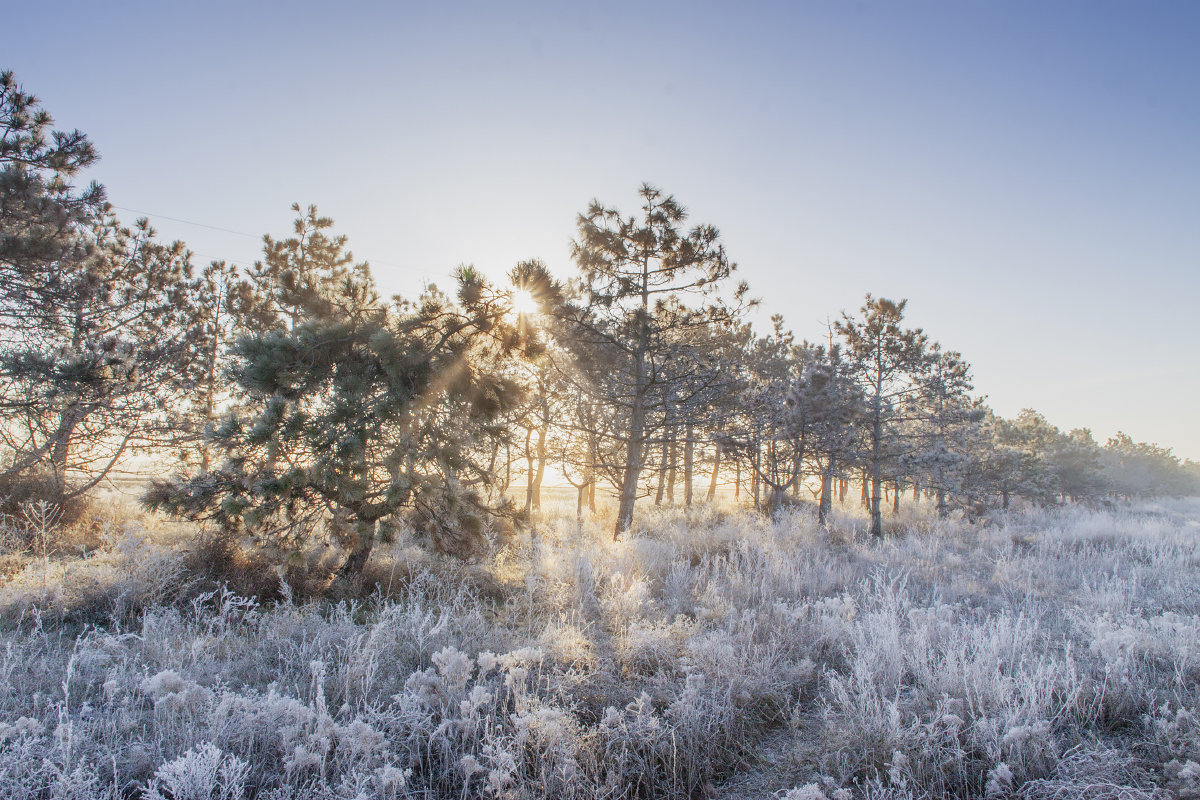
[0,68,1193,575]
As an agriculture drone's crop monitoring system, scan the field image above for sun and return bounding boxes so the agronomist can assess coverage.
[510,288,539,316]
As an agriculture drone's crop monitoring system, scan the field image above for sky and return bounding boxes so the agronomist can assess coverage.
[7,1,1199,458]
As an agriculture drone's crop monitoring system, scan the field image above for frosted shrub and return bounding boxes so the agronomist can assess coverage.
[431,645,474,692]
[0,500,1196,799]
[144,742,248,800]
[508,705,583,796]
[1087,611,1200,678]
[595,692,684,796]
[819,594,1086,792]
[141,669,213,715]
[598,569,651,625]
[0,717,51,800]
[373,764,413,798]
[984,762,1013,798]
[1166,759,1200,799]
[536,621,597,672]
[784,783,831,800]
[210,688,318,771]
[1147,704,1200,760]
[616,616,695,676]
[1015,745,1166,800]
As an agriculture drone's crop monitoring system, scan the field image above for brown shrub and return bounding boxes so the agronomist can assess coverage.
[183,529,283,602]
[324,553,418,603]
[0,471,90,525]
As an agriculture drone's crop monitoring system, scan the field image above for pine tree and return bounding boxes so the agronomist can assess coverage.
[791,341,861,526]
[554,381,605,518]
[147,208,540,574]
[724,317,806,514]
[0,70,104,317]
[1,71,204,499]
[910,343,984,516]
[836,295,927,537]
[980,409,1063,506]
[561,184,748,536]
[1,211,197,495]
[171,259,245,472]
[1103,433,1192,498]
[1050,427,1106,502]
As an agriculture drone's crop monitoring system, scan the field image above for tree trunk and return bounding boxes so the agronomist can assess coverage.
[818,455,835,527]
[871,471,883,536]
[683,423,694,506]
[49,303,87,491]
[49,401,87,492]
[199,315,222,474]
[486,442,500,480]
[937,488,947,517]
[752,446,761,511]
[767,484,786,515]
[892,481,900,514]
[791,441,803,499]
[870,403,884,537]
[338,540,374,577]
[586,436,598,513]
[655,436,669,506]
[615,386,646,537]
[615,250,652,538]
[524,427,535,514]
[706,441,721,502]
[336,518,376,578]
[531,422,547,510]
[665,432,678,505]
[503,442,512,494]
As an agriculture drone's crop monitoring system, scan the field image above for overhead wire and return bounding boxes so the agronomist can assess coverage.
[111,206,260,239]
[110,204,454,279]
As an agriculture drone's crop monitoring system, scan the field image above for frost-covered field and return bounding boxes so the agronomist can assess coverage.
[1,500,1199,799]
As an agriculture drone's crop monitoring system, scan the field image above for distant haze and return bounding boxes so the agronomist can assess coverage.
[8,0,1198,457]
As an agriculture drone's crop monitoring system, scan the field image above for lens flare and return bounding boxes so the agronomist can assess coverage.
[510,288,539,316]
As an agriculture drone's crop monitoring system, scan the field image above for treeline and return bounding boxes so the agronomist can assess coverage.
[1,71,1195,574]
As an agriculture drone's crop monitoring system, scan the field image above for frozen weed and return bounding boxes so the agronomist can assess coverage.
[0,500,1197,798]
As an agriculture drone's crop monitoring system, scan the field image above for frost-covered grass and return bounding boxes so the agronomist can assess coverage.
[0,498,1199,799]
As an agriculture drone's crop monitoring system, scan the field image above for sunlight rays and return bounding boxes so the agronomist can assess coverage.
[509,288,539,317]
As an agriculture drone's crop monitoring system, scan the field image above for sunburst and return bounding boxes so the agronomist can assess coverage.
[509,288,539,317]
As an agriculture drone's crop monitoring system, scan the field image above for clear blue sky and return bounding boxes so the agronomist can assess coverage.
[9,1,1200,458]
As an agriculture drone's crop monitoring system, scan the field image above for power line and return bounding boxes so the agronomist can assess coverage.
[112,205,260,239]
[111,204,453,279]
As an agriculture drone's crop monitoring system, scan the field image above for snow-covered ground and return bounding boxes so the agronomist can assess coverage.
[1,499,1198,799]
